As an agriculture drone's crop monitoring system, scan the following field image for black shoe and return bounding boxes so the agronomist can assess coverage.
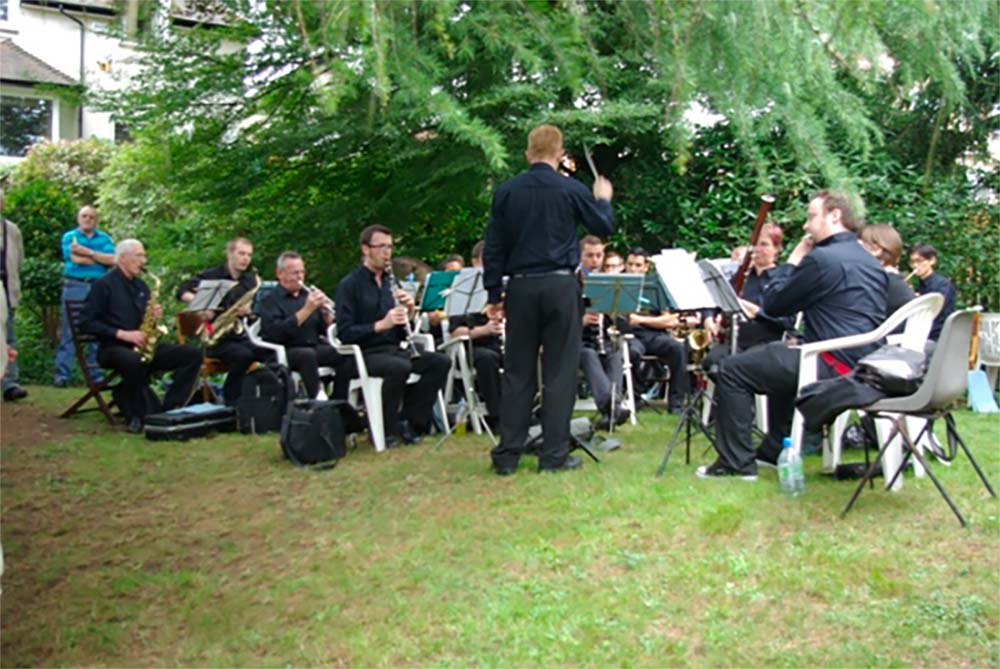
[540,455,583,473]
[594,414,611,431]
[385,436,403,449]
[397,420,423,445]
[126,417,143,434]
[492,463,517,476]
[3,386,27,401]
[695,459,757,481]
[754,449,778,470]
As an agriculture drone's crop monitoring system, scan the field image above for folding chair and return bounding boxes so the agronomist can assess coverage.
[842,308,997,526]
[59,299,120,424]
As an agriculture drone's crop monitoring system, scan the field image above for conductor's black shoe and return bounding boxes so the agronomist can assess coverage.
[539,455,583,473]
[492,463,517,476]
[3,386,27,401]
[126,417,143,434]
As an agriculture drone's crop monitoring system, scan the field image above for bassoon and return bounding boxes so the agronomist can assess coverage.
[733,194,776,296]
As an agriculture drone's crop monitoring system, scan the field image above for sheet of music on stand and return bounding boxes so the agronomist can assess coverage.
[185,279,237,311]
[651,249,717,311]
[445,268,488,317]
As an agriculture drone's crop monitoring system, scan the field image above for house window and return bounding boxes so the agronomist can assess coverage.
[0,95,53,157]
[0,0,8,22]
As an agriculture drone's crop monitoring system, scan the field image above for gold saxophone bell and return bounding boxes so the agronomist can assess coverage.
[687,328,710,351]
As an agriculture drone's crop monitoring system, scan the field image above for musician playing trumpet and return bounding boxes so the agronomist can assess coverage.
[335,225,450,446]
[258,251,347,400]
[79,240,201,433]
[177,237,271,406]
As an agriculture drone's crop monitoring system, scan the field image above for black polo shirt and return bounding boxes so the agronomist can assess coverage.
[79,268,149,347]
[335,264,403,351]
[483,162,614,303]
[258,283,328,347]
[176,264,258,310]
[763,231,888,366]
[916,271,956,341]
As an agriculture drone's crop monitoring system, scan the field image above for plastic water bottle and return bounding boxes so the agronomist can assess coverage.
[455,399,467,435]
[777,437,806,497]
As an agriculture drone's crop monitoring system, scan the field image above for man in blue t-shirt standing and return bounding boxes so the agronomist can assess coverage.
[54,205,115,386]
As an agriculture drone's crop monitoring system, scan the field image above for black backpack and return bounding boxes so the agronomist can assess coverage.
[279,398,348,470]
[238,365,287,434]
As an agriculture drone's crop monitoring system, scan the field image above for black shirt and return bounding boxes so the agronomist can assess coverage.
[739,266,796,348]
[763,231,888,366]
[79,268,149,347]
[258,284,328,347]
[916,271,956,341]
[176,264,258,310]
[449,313,502,354]
[483,162,614,303]
[335,264,403,351]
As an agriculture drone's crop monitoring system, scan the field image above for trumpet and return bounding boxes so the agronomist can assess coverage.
[385,266,420,359]
[299,281,335,318]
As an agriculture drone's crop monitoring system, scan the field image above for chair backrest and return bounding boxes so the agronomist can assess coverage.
[920,308,981,411]
[252,280,279,315]
[978,313,1000,366]
[893,293,945,351]
[64,299,98,344]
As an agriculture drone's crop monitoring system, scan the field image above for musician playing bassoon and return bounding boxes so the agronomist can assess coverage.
[335,225,450,447]
[80,239,201,433]
[176,237,271,406]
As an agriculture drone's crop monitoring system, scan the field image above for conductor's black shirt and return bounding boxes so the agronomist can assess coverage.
[79,268,149,347]
[762,231,888,366]
[335,264,403,351]
[258,284,328,348]
[484,162,614,303]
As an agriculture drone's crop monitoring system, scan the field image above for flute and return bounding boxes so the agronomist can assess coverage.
[385,267,421,359]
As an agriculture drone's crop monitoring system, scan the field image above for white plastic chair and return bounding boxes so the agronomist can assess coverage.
[976,312,1000,392]
[790,293,944,490]
[244,319,335,400]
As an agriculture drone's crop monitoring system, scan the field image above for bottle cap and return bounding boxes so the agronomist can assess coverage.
[782,437,792,449]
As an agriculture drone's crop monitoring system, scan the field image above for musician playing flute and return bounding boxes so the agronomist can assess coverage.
[258,251,347,400]
[702,191,888,481]
[176,237,271,406]
[448,240,502,428]
[79,240,201,433]
[484,124,614,475]
[335,225,450,447]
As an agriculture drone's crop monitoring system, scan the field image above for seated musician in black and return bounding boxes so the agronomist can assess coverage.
[258,251,347,399]
[79,239,202,433]
[335,224,451,445]
[702,190,888,480]
[625,247,690,413]
[703,223,796,374]
[908,242,956,342]
[176,236,271,406]
[448,241,502,428]
[859,224,915,316]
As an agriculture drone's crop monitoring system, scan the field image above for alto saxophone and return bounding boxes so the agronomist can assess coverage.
[137,269,168,364]
[202,274,262,347]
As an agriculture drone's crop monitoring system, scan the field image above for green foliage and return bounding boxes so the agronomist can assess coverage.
[9,139,116,206]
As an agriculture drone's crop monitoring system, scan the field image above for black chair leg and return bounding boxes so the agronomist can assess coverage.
[946,413,997,498]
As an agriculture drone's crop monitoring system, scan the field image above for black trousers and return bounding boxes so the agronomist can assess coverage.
[362,346,450,435]
[713,341,835,474]
[579,344,622,413]
[634,330,689,408]
[207,338,274,406]
[471,345,502,420]
[98,342,202,421]
[491,274,581,471]
[286,344,349,400]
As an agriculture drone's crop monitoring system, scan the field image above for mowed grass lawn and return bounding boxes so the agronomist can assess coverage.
[2,386,998,668]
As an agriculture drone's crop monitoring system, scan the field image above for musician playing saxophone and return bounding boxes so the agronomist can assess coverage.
[335,225,450,446]
[177,237,271,406]
[79,239,201,433]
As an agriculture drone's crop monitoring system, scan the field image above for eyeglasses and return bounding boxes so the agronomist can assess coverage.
[367,243,394,251]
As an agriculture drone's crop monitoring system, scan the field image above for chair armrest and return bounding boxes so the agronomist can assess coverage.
[440,335,471,352]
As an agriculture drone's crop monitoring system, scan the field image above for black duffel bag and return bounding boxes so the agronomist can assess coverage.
[238,364,287,434]
[279,398,347,470]
[854,344,927,396]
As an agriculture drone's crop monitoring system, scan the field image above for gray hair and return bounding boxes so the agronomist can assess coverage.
[114,239,143,263]
[276,251,302,271]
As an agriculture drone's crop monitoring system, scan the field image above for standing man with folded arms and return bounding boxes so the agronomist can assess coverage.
[484,124,614,475]
[54,205,115,387]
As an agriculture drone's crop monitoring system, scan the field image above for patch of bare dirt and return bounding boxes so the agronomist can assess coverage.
[0,400,79,448]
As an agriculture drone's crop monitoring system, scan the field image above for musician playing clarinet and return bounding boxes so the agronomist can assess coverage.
[335,225,450,446]
[177,237,271,406]
[484,124,614,475]
[702,190,887,481]
[258,251,347,400]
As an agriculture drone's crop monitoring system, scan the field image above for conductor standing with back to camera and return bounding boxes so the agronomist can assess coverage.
[484,124,614,475]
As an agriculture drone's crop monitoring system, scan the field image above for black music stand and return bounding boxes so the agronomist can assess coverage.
[584,272,671,436]
[651,254,723,477]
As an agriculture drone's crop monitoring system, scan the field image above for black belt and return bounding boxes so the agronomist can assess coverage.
[510,268,574,279]
[65,277,96,283]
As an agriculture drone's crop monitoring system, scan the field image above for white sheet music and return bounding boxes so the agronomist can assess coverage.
[185,279,237,311]
[445,268,488,316]
[651,249,717,310]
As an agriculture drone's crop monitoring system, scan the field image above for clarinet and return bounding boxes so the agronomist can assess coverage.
[597,314,607,356]
[385,267,421,359]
